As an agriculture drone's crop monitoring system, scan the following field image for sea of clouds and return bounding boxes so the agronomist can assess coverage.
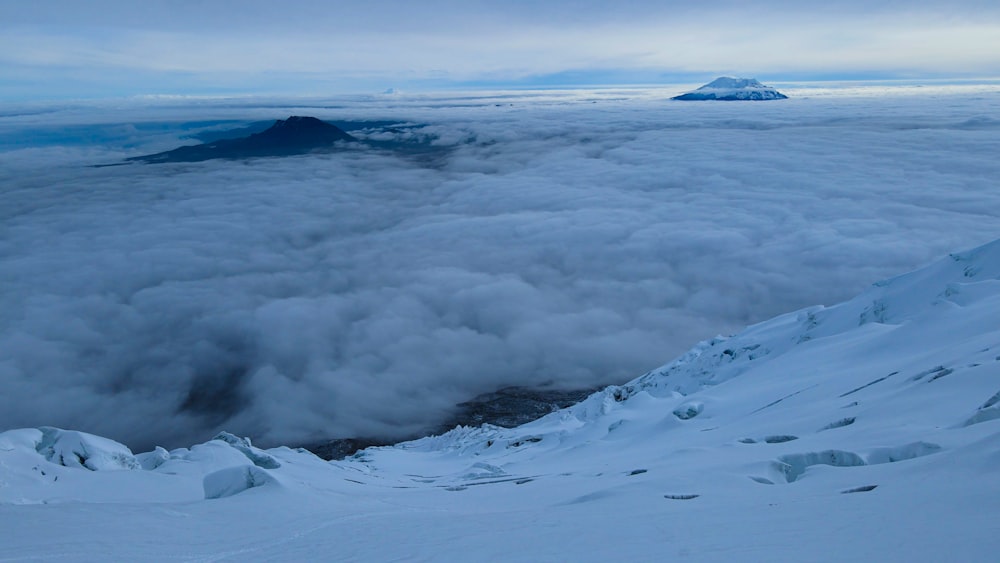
[2,85,999,450]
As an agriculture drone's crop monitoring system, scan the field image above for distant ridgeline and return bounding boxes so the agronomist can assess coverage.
[673,77,788,101]
[304,386,600,460]
[128,116,357,163]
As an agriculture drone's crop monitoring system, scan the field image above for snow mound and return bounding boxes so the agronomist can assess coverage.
[203,465,278,499]
[460,462,507,480]
[673,401,704,420]
[673,77,788,101]
[34,427,140,471]
[135,446,170,470]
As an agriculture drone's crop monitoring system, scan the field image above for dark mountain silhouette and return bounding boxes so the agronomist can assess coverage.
[129,116,357,163]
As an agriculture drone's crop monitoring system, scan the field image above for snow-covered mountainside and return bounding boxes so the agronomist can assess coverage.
[2,239,1000,560]
[673,77,789,100]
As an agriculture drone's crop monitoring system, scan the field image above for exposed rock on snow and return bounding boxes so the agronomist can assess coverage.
[741,435,799,444]
[841,485,878,494]
[449,386,599,429]
[818,417,856,432]
[763,435,798,444]
[672,77,788,101]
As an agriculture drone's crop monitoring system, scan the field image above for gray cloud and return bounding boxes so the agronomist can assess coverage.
[6,2,998,29]
[1,87,999,450]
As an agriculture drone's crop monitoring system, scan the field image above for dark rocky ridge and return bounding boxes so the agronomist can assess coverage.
[448,386,598,428]
[128,116,356,163]
[304,386,600,460]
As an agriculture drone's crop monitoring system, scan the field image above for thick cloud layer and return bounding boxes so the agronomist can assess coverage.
[2,86,999,450]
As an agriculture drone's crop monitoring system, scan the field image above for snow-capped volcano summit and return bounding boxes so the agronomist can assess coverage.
[2,238,999,560]
[673,77,788,100]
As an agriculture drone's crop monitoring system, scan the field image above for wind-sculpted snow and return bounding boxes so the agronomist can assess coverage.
[1,237,1000,559]
[203,465,279,499]
[33,427,141,471]
[0,427,139,473]
[2,87,1000,450]
[0,428,307,504]
[212,431,282,469]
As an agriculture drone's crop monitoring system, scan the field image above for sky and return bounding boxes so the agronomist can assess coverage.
[2,1,1000,99]
[2,87,1000,450]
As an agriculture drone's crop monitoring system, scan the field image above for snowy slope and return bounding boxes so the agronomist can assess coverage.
[2,239,1000,561]
[673,77,789,100]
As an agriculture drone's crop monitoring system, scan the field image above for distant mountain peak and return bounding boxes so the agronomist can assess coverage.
[245,116,355,148]
[673,77,788,101]
[702,77,764,89]
[270,116,330,131]
[129,116,356,164]
[280,115,320,124]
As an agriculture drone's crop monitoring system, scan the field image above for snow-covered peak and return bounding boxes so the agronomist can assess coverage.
[703,77,765,89]
[673,77,788,101]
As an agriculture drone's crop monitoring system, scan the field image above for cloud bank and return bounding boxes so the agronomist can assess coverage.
[1,86,999,450]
